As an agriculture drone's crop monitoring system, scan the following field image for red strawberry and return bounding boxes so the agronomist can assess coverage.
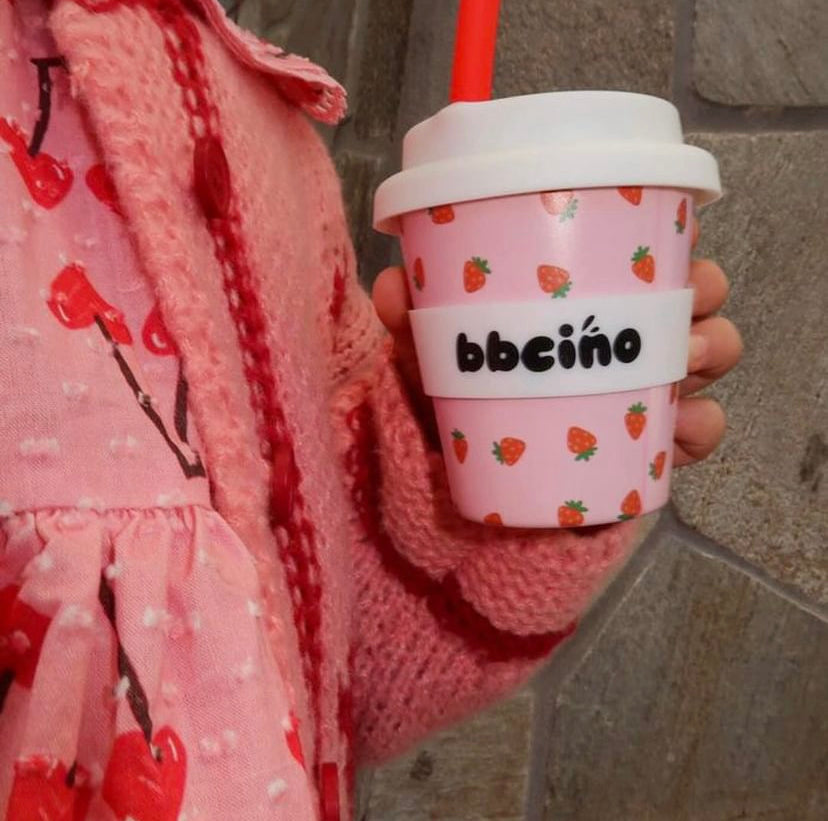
[1,585,52,689]
[558,500,587,527]
[631,246,655,283]
[492,437,525,466]
[412,257,425,291]
[47,263,133,345]
[283,711,305,768]
[6,757,93,821]
[428,204,455,224]
[0,117,73,209]
[675,198,688,234]
[537,265,571,298]
[649,451,667,480]
[618,490,642,520]
[540,190,578,221]
[483,512,503,526]
[103,727,187,821]
[669,381,679,404]
[142,304,177,356]
[463,257,490,292]
[624,403,647,440]
[567,426,597,461]
[451,429,468,464]
[86,163,123,216]
[618,186,642,206]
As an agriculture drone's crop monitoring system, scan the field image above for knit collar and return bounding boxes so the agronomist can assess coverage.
[190,0,347,125]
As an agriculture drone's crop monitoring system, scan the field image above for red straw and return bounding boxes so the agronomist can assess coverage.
[450,0,502,102]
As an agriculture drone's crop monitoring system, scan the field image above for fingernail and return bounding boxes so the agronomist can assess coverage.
[688,334,708,369]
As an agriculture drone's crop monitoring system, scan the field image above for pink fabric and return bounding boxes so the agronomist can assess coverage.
[0,3,314,817]
[1,0,643,815]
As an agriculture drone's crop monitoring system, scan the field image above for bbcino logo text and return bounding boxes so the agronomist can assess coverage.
[456,315,642,373]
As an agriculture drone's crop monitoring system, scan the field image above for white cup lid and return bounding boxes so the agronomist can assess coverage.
[374,91,721,235]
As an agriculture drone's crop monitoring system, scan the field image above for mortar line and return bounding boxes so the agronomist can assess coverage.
[666,505,828,623]
[672,0,828,133]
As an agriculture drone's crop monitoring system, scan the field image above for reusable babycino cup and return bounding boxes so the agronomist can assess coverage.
[373,91,721,528]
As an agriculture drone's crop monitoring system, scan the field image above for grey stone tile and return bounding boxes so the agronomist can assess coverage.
[537,533,828,821]
[672,131,828,605]
[396,0,458,136]
[694,0,828,107]
[365,689,534,821]
[353,0,416,140]
[494,0,675,100]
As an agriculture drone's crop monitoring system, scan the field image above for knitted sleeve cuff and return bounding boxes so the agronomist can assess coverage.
[371,340,640,636]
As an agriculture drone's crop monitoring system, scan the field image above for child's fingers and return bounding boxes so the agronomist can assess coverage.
[684,316,743,396]
[673,397,726,466]
[372,266,411,337]
[689,259,729,318]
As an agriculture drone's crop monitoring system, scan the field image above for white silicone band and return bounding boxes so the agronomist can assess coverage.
[410,290,693,399]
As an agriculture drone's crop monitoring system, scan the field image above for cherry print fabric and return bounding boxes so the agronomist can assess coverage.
[0,2,315,817]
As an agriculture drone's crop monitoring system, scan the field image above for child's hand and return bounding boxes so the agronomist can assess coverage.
[372,224,742,467]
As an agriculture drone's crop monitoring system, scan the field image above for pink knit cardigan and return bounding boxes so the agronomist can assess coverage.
[46,0,636,816]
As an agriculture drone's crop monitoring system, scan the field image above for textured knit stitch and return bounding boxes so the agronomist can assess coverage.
[35,0,644,813]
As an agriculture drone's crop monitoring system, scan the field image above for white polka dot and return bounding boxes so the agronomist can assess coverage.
[104,562,123,580]
[32,552,54,572]
[18,438,59,457]
[267,778,287,801]
[112,676,130,701]
[62,382,89,401]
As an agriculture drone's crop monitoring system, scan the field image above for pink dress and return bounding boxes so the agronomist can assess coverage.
[0,1,315,817]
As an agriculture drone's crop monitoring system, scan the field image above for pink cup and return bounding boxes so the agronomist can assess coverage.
[374,92,721,527]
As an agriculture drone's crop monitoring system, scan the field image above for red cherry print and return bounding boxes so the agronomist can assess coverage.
[102,727,187,821]
[0,118,73,209]
[47,264,133,345]
[6,756,93,821]
[141,304,177,356]
[0,585,52,688]
[85,163,123,216]
[284,710,305,768]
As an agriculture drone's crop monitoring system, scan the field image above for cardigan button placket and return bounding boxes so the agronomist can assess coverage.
[270,442,298,526]
[319,762,340,821]
[193,135,231,219]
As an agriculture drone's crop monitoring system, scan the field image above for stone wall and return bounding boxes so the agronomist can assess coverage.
[232,0,828,817]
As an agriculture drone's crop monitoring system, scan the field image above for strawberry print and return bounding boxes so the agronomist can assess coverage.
[483,512,503,526]
[98,577,188,821]
[141,304,177,356]
[463,257,490,292]
[567,426,597,461]
[103,727,187,821]
[618,490,643,520]
[47,263,133,344]
[675,198,688,234]
[631,246,655,283]
[1,585,52,710]
[451,429,468,464]
[412,257,425,291]
[86,163,123,217]
[618,186,642,206]
[537,265,571,298]
[0,117,73,210]
[428,204,455,224]
[1,57,74,210]
[6,757,93,821]
[624,403,647,440]
[649,451,667,480]
[492,437,525,466]
[558,500,587,527]
[284,711,305,768]
[540,190,578,222]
